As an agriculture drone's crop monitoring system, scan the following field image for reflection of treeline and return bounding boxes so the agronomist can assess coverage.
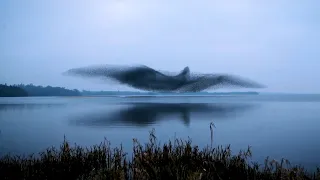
[0,84,28,97]
[17,84,81,96]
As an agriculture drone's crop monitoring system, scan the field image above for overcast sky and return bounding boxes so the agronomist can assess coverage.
[1,0,319,93]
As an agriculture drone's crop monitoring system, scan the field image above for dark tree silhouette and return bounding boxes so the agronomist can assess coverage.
[16,84,81,96]
[0,84,28,97]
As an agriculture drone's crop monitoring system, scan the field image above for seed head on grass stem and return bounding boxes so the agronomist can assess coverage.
[210,122,216,148]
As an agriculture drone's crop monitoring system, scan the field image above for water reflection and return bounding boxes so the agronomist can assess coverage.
[70,103,258,127]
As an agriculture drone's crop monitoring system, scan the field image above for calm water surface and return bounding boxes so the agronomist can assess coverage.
[0,94,320,169]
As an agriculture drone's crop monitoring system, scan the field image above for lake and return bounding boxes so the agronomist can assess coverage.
[0,94,320,170]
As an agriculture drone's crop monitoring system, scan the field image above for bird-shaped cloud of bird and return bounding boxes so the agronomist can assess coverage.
[63,64,266,92]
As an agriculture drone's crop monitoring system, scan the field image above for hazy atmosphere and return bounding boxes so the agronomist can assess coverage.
[2,1,320,178]
[1,0,319,93]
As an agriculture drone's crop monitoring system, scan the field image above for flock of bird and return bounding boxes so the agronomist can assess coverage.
[64,64,266,92]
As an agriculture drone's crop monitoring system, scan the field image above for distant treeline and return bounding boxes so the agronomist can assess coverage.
[0,84,28,97]
[17,84,81,96]
[0,84,81,97]
[81,90,156,96]
[81,90,259,96]
[0,83,259,97]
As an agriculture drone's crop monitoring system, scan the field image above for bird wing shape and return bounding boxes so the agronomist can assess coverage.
[64,64,177,83]
[176,74,265,92]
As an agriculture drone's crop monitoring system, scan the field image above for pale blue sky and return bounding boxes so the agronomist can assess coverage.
[1,0,319,93]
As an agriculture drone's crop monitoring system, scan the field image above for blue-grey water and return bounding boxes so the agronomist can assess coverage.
[0,94,320,170]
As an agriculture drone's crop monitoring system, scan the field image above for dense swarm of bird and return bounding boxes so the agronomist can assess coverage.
[64,64,266,92]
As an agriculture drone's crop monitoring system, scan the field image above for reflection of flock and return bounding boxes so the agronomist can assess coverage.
[70,103,258,127]
[65,64,266,92]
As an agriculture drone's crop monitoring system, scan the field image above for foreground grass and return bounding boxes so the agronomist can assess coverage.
[0,129,319,180]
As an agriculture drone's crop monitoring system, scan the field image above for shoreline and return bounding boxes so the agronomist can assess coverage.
[0,94,258,98]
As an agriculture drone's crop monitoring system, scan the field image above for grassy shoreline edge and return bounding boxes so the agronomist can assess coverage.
[1,128,319,180]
